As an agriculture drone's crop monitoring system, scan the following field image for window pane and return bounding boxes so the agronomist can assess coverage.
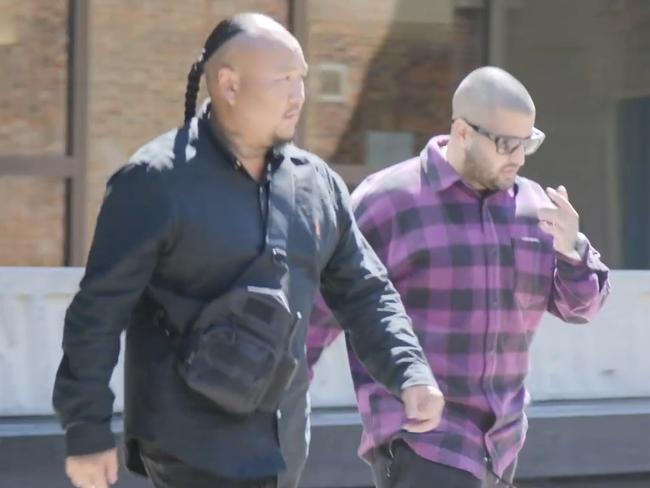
[81,1,289,255]
[300,0,486,179]
[504,0,650,268]
[0,1,69,157]
[0,176,65,266]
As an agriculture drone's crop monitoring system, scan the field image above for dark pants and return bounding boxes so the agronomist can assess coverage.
[370,440,517,488]
[139,440,276,488]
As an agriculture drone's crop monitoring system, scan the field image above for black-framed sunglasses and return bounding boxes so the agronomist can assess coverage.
[459,118,546,156]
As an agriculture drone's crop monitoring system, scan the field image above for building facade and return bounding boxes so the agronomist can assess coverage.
[2,0,649,269]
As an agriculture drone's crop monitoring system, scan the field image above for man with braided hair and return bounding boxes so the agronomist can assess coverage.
[52,12,444,488]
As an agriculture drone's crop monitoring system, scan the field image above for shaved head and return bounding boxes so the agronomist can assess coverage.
[452,66,535,126]
[204,13,302,83]
[445,66,541,192]
[182,12,307,167]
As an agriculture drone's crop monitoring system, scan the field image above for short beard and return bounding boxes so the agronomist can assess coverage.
[465,151,512,192]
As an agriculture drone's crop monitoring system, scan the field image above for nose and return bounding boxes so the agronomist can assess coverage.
[289,78,305,106]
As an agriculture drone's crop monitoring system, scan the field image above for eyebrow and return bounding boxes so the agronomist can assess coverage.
[277,66,308,74]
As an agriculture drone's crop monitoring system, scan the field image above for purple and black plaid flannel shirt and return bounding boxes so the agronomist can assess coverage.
[308,135,611,480]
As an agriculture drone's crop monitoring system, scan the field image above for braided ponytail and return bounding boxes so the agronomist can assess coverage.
[181,18,245,125]
[183,51,205,125]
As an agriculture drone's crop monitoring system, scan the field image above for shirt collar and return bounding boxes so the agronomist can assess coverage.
[420,135,463,192]
[420,135,518,201]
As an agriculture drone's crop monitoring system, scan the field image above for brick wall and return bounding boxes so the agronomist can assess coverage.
[84,0,288,260]
[303,4,485,166]
[0,176,65,266]
[0,0,68,156]
[0,0,482,265]
[3,1,647,267]
[0,0,68,265]
[0,0,287,265]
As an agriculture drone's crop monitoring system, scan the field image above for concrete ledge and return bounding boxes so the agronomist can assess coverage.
[2,399,650,487]
[3,269,650,416]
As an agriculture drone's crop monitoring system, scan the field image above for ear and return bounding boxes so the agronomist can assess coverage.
[451,119,471,147]
[216,66,239,106]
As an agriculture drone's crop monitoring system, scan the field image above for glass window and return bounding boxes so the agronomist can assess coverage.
[0,1,69,157]
[502,0,650,268]
[0,176,65,266]
[297,0,487,185]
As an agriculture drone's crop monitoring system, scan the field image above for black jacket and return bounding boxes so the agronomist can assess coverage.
[52,105,435,483]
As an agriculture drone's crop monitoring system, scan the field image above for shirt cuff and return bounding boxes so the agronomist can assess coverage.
[65,421,115,456]
[399,362,439,392]
[556,233,608,279]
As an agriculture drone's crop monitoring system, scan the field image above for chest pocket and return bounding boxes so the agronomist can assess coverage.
[512,236,555,311]
[289,163,336,277]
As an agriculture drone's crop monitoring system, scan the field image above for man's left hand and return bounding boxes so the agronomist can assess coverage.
[537,185,580,260]
[401,385,445,433]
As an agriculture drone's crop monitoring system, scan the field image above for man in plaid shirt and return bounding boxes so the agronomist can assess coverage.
[307,67,611,487]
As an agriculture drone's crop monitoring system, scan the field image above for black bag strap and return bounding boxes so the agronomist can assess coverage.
[146,155,296,333]
[234,155,295,290]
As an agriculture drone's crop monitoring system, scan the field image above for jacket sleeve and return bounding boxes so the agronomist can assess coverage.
[52,163,175,456]
[318,170,436,397]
